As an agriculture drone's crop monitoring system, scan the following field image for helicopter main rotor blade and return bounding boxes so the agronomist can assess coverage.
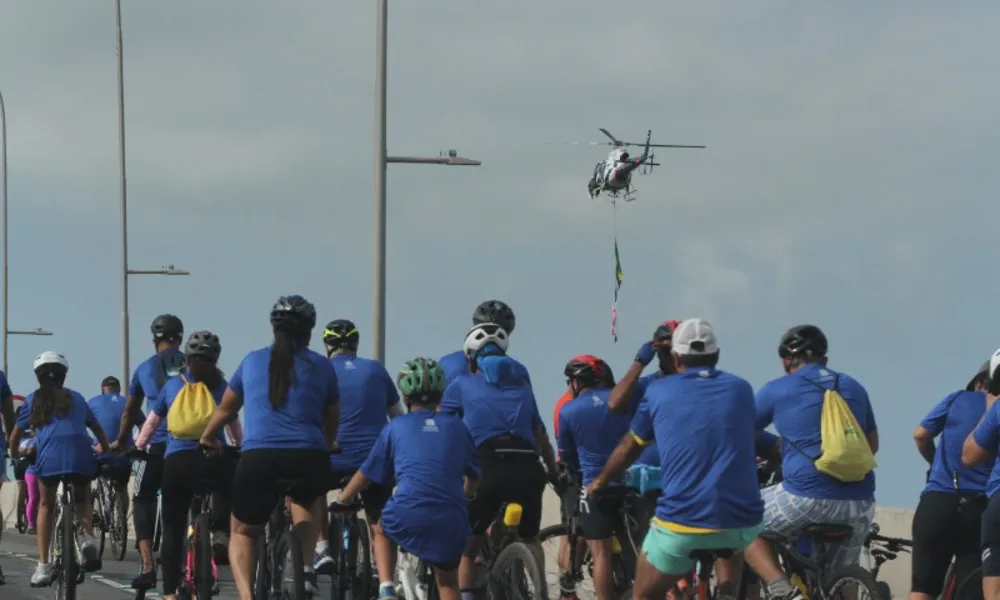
[621,141,706,149]
[598,128,624,146]
[546,141,614,146]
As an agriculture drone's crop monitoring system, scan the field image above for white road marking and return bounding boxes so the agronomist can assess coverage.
[0,550,162,598]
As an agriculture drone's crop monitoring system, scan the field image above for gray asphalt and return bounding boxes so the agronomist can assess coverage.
[0,528,333,599]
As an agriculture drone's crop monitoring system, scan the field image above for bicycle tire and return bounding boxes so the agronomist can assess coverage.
[285,527,307,600]
[953,566,983,600]
[331,515,349,600]
[489,541,547,600]
[538,523,568,541]
[195,512,214,600]
[94,483,107,559]
[63,497,78,600]
[353,518,373,600]
[112,489,128,561]
[16,488,28,534]
[824,564,883,600]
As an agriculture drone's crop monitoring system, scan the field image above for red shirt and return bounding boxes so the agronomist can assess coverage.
[552,390,573,439]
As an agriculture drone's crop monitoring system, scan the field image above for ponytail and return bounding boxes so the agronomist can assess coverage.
[28,374,71,428]
[268,327,309,409]
[187,356,223,391]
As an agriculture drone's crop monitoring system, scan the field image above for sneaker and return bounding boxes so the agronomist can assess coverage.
[304,571,319,597]
[79,533,103,572]
[30,563,55,587]
[379,583,398,599]
[314,549,335,575]
[131,569,157,590]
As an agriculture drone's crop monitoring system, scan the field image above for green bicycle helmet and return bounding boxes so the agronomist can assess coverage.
[397,358,446,401]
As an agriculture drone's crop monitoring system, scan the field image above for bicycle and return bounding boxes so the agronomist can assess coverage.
[14,457,30,534]
[326,478,373,600]
[93,462,129,561]
[483,501,547,600]
[865,523,981,600]
[252,484,314,599]
[539,486,642,600]
[48,475,101,599]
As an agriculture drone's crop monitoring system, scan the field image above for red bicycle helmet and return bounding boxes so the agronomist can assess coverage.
[564,354,611,388]
[653,319,683,343]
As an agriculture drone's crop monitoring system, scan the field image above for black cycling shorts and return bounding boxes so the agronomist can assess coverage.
[580,488,626,540]
[133,442,166,502]
[467,447,546,538]
[12,457,30,481]
[912,491,985,594]
[329,469,391,523]
[231,449,331,527]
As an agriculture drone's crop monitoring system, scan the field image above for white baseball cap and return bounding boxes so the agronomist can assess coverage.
[672,318,719,356]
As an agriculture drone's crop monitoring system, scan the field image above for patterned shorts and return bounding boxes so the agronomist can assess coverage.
[762,483,875,568]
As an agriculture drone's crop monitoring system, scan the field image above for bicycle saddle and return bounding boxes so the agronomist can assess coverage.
[800,523,854,542]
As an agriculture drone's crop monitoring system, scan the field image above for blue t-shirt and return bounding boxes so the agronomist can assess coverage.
[14,403,37,475]
[969,400,1000,498]
[630,367,763,530]
[151,372,230,456]
[361,408,479,565]
[755,364,877,501]
[557,388,633,485]
[330,354,400,472]
[440,371,543,449]
[88,392,144,466]
[16,388,99,479]
[438,350,532,388]
[922,390,990,495]
[632,373,666,467]
[129,348,187,446]
[230,346,340,452]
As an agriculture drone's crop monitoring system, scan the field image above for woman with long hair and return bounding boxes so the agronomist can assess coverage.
[134,331,242,600]
[8,351,111,587]
[200,295,339,598]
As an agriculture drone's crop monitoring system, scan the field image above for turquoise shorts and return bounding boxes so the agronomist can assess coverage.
[641,521,765,576]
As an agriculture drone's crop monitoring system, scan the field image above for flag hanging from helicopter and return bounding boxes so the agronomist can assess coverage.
[611,238,623,342]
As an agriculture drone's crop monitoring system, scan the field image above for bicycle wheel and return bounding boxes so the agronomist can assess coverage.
[352,518,373,600]
[94,484,107,559]
[252,531,270,600]
[284,527,307,600]
[112,489,128,561]
[489,541,546,600]
[540,523,596,600]
[16,488,28,534]
[824,564,882,600]
[331,515,349,600]
[954,567,983,600]
[61,500,78,600]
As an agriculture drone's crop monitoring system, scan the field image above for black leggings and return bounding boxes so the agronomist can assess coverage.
[911,490,985,595]
[133,442,165,544]
[160,449,235,595]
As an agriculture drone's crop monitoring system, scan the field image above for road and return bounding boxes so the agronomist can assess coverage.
[0,529,332,599]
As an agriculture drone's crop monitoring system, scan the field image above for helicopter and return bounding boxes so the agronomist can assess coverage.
[556,128,705,201]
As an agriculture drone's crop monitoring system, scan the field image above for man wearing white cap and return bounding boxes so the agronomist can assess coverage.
[587,319,798,600]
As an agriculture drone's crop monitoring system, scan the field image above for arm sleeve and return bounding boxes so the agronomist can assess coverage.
[754,383,776,430]
[629,398,654,446]
[440,380,463,417]
[228,360,246,397]
[919,394,955,436]
[359,428,393,486]
[972,403,1000,451]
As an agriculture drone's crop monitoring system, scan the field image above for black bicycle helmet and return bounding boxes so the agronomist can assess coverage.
[472,300,516,333]
[269,295,317,331]
[186,330,222,362]
[778,325,828,359]
[653,319,682,344]
[151,314,184,341]
[967,360,990,392]
[101,375,120,389]
[323,319,360,350]
[564,355,611,389]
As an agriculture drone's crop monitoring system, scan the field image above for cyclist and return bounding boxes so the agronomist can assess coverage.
[961,348,1000,600]
[440,322,557,600]
[313,318,404,600]
[745,325,877,592]
[88,375,141,532]
[438,300,531,386]
[198,295,339,600]
[587,319,791,600]
[557,355,631,600]
[608,319,681,414]
[135,331,242,600]
[0,364,13,585]
[331,357,479,600]
[8,351,111,587]
[908,360,990,600]
[113,313,187,590]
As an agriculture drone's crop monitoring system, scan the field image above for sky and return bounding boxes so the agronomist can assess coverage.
[1,2,999,508]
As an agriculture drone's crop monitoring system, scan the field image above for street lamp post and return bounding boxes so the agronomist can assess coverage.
[373,0,482,364]
[0,90,56,374]
[120,266,190,391]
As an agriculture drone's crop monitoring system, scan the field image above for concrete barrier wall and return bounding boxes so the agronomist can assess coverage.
[0,480,914,598]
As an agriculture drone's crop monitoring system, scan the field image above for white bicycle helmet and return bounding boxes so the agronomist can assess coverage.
[463,323,509,357]
[32,351,69,373]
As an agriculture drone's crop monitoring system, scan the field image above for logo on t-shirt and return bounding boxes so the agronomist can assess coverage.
[590,394,603,407]
[422,418,438,432]
[344,360,356,370]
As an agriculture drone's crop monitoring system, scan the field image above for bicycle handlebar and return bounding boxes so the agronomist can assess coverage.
[868,533,913,549]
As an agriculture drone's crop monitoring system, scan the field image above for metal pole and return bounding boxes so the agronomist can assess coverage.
[0,89,8,375]
[373,0,388,364]
[115,0,131,391]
